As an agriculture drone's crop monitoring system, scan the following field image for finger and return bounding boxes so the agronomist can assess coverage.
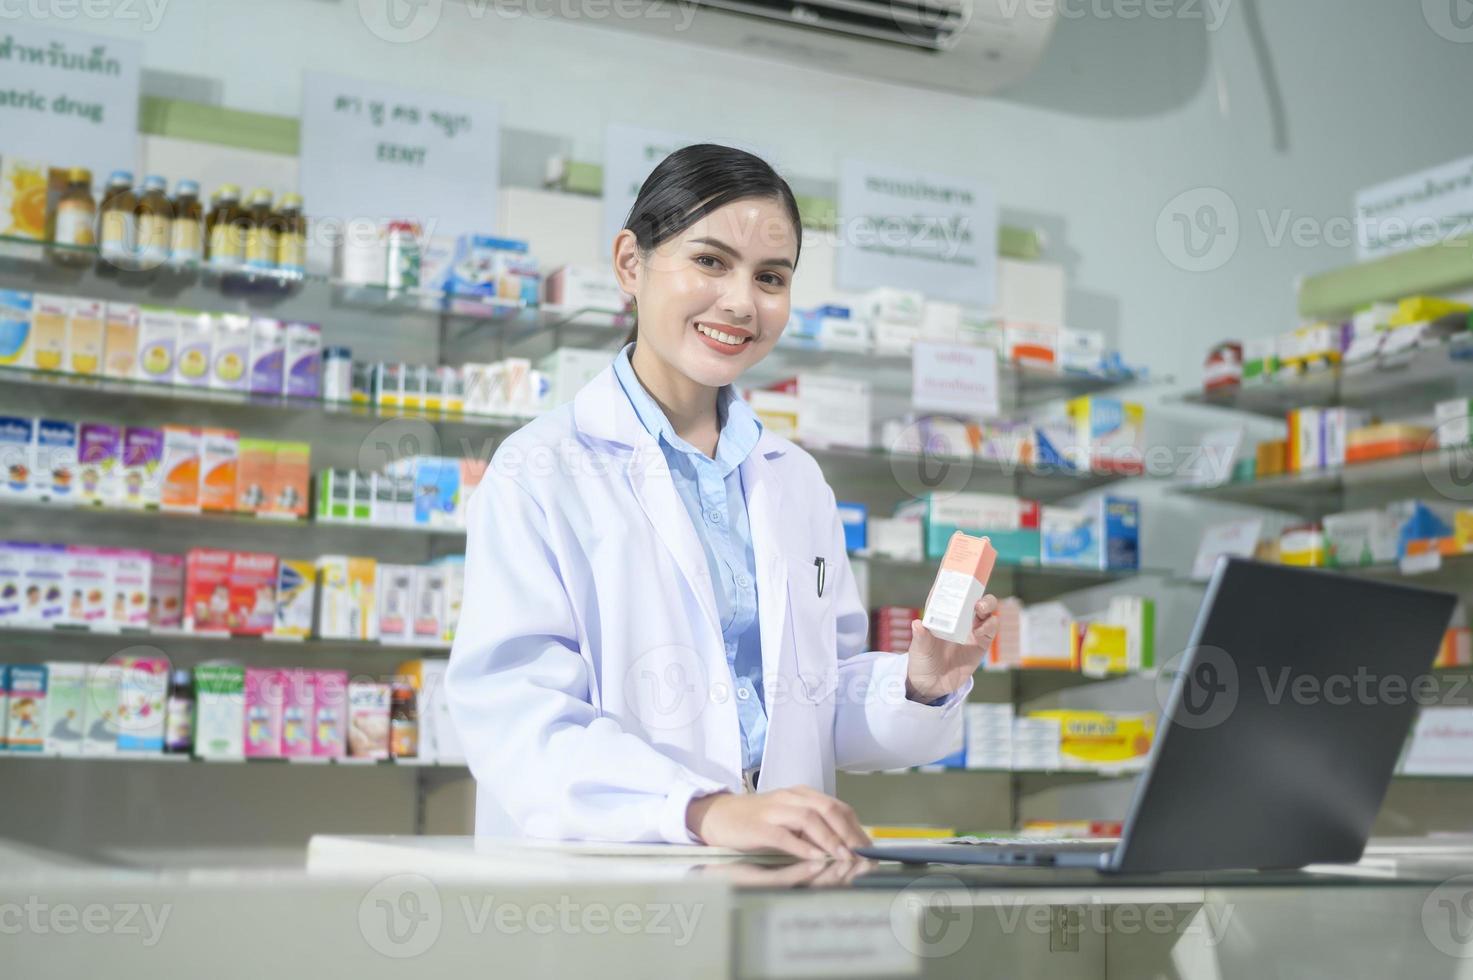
[779,792,864,854]
[971,614,1000,649]
[788,790,869,848]
[793,809,849,858]
[765,826,827,862]
[973,594,1000,623]
[818,797,871,848]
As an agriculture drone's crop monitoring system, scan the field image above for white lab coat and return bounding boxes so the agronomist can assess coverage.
[446,364,969,842]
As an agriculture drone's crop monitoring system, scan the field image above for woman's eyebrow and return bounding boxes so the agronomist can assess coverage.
[690,236,795,270]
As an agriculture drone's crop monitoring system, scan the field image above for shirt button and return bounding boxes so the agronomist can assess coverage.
[736,575,749,588]
[737,685,751,701]
[706,510,722,524]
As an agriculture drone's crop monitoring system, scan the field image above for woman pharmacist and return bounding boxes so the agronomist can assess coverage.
[447,144,1000,860]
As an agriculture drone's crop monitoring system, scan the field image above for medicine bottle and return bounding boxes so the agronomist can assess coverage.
[165,669,194,754]
[390,681,418,759]
[51,167,96,266]
[135,174,173,267]
[170,179,204,266]
[206,184,244,269]
[96,170,136,263]
[275,193,307,277]
[243,188,277,271]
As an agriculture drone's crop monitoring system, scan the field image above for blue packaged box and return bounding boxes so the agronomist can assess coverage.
[1041,496,1140,571]
[4,663,46,752]
[0,289,33,368]
[1103,497,1140,570]
[445,235,540,307]
[837,501,868,553]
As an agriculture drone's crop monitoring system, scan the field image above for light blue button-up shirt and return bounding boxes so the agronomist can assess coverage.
[613,343,768,773]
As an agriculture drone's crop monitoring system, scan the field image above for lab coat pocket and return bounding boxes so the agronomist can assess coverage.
[786,554,838,678]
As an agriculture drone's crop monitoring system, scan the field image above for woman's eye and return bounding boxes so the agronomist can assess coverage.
[695,254,723,270]
[757,272,786,288]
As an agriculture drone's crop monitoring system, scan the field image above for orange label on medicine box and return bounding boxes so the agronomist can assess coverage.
[199,428,239,513]
[160,426,201,511]
[940,531,997,583]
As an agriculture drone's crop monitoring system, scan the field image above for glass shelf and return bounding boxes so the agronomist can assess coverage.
[1171,446,1468,517]
[0,363,541,431]
[0,367,1144,504]
[0,498,466,561]
[0,622,449,658]
[0,234,633,341]
[0,751,468,770]
[1175,341,1473,420]
[857,552,1180,604]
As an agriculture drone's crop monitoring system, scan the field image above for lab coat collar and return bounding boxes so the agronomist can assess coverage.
[573,362,792,681]
[575,363,724,635]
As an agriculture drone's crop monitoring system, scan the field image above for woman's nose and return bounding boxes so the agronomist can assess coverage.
[720,280,756,322]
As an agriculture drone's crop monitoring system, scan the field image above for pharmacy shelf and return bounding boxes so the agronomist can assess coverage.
[857,552,1177,604]
[541,324,1154,407]
[1170,445,1469,517]
[0,363,542,433]
[0,368,1144,505]
[1176,342,1473,419]
[806,444,1136,504]
[0,622,449,659]
[0,233,632,333]
[0,497,467,555]
[0,751,469,770]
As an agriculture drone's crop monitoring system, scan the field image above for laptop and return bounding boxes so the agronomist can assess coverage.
[857,558,1456,872]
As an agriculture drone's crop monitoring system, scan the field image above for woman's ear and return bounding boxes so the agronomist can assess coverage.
[612,229,641,297]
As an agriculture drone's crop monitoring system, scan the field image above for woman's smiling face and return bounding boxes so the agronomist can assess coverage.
[614,196,799,389]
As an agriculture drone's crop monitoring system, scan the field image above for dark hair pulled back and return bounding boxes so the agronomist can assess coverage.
[620,143,802,347]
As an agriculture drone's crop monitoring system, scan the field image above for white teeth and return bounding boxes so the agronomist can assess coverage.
[696,323,748,346]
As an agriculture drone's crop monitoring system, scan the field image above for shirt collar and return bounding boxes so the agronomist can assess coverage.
[612,343,763,476]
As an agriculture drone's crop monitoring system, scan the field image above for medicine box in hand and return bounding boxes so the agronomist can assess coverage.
[922,532,997,645]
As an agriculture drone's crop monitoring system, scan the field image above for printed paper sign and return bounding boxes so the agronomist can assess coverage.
[1403,708,1473,776]
[837,158,997,307]
[300,71,499,240]
[1191,519,1264,581]
[1356,154,1473,260]
[0,25,141,183]
[912,342,1000,418]
[601,123,777,258]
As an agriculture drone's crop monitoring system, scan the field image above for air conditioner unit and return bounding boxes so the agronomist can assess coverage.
[550,0,1058,96]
